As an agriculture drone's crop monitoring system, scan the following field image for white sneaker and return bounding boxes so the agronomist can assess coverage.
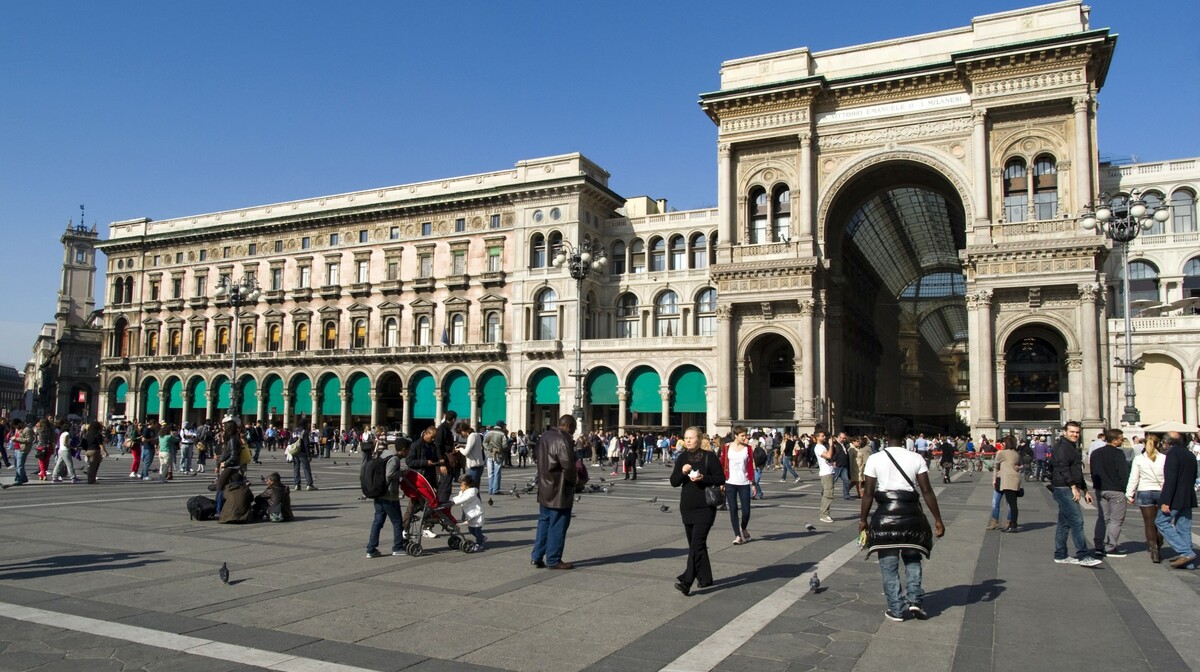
[129,472,138,478]
[819,515,834,523]
[1077,556,1103,568]
[422,529,437,538]
[1054,557,1081,565]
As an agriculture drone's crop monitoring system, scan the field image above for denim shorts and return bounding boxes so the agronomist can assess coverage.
[1135,490,1159,507]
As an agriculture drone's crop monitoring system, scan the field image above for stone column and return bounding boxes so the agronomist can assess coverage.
[370,387,380,428]
[255,390,266,423]
[433,389,444,425]
[972,109,990,232]
[1073,96,1093,214]
[617,387,628,436]
[311,390,322,427]
[181,391,192,426]
[798,299,816,424]
[660,385,672,428]
[339,390,350,431]
[798,132,814,252]
[281,390,291,429]
[1078,283,1103,428]
[204,390,215,424]
[736,360,747,421]
[974,290,996,429]
[467,390,478,429]
[994,360,1007,424]
[1183,379,1199,427]
[715,304,733,431]
[400,391,410,435]
[717,143,733,263]
[156,390,165,421]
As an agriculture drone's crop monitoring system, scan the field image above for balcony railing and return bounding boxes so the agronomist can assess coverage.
[989,217,1082,242]
[1107,314,1200,334]
[584,335,714,349]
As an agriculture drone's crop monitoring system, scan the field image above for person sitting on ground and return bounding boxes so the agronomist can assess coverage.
[253,472,294,522]
[219,473,255,524]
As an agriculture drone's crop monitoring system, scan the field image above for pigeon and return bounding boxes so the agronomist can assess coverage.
[648,497,657,503]
[809,573,820,591]
[513,492,520,499]
[575,494,582,502]
[805,523,817,533]
[599,477,607,483]
[259,475,266,483]
[218,562,229,585]
[659,505,670,512]
[487,498,494,507]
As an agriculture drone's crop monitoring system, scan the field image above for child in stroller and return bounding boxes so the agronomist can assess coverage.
[399,470,479,556]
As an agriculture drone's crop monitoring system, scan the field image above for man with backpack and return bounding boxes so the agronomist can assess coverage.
[364,438,408,558]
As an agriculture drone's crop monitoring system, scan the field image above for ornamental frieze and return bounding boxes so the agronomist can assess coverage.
[974,256,1092,277]
[716,274,813,294]
[817,117,972,149]
[721,108,809,134]
[973,68,1084,98]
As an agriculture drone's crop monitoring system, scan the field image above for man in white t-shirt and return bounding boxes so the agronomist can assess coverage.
[860,417,945,622]
[814,428,835,523]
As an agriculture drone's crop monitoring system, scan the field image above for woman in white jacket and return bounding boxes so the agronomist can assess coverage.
[52,424,78,483]
[1126,434,1167,563]
[456,421,485,489]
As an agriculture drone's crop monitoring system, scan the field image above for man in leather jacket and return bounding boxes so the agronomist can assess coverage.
[531,414,579,570]
[1049,421,1100,566]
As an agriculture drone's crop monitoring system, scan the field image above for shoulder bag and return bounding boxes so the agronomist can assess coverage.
[882,448,922,510]
[700,452,723,507]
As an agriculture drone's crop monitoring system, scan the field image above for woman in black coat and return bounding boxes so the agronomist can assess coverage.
[670,427,726,596]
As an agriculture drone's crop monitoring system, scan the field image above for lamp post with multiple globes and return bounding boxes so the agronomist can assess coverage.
[213,275,261,418]
[1080,189,1170,425]
[553,239,607,434]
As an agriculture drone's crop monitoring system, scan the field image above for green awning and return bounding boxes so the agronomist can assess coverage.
[265,377,284,415]
[192,379,207,409]
[672,367,708,413]
[144,380,161,414]
[411,373,435,418]
[114,380,128,403]
[588,369,618,405]
[321,376,341,416]
[532,370,559,406]
[629,368,662,413]
[215,378,231,410]
[292,377,312,415]
[349,374,371,416]
[241,378,258,415]
[445,372,470,420]
[167,379,184,409]
[479,371,507,426]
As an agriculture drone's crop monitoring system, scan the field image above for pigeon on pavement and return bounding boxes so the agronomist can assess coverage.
[805,523,817,532]
[487,498,494,507]
[809,573,820,591]
[648,497,657,503]
[659,505,670,512]
[218,562,230,585]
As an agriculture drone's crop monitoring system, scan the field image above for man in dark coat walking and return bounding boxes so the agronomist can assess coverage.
[530,414,579,570]
[1157,432,1198,568]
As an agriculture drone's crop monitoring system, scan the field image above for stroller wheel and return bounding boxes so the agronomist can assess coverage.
[405,541,423,557]
[460,540,476,554]
[448,535,462,550]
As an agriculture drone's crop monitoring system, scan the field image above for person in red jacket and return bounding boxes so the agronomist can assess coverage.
[719,426,757,545]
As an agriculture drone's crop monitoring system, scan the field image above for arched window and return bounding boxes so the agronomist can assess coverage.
[352,318,367,349]
[529,233,546,268]
[630,238,646,273]
[191,327,205,355]
[1184,257,1200,313]
[649,237,666,272]
[1172,189,1197,233]
[617,293,639,338]
[485,312,501,343]
[669,235,685,270]
[322,321,337,349]
[112,279,124,305]
[451,313,465,344]
[417,316,431,346]
[123,277,134,304]
[1126,260,1160,316]
[113,318,129,357]
[695,288,717,336]
[535,288,557,340]
[1142,191,1166,236]
[268,324,281,352]
[690,233,708,269]
[295,323,309,351]
[1032,154,1057,220]
[241,325,255,353]
[655,291,679,337]
[548,231,563,262]
[610,241,626,274]
[216,327,229,355]
[772,185,791,242]
[1003,158,1028,223]
[384,318,398,347]
[749,188,768,244]
[145,330,159,357]
[168,329,182,356]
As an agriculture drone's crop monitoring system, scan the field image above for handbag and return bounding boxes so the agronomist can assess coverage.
[285,439,301,457]
[1016,487,1025,498]
[704,484,723,507]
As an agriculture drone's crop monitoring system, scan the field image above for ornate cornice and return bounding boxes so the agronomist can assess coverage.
[818,116,972,150]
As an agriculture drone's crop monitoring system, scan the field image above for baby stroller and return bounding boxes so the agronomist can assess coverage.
[399,471,478,556]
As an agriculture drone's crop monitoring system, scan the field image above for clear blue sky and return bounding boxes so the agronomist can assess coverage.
[1,1,1197,369]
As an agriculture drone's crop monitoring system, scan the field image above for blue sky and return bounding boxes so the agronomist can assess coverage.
[1,0,1197,369]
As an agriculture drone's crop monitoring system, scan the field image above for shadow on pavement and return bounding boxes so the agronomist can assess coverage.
[574,547,687,567]
[709,561,817,590]
[0,551,168,580]
[923,578,1006,617]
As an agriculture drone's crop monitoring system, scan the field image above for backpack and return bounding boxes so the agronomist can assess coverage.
[187,495,217,521]
[361,454,389,499]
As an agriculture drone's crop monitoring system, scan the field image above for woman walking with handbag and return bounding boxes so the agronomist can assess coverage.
[1125,434,1166,562]
[994,435,1023,532]
[670,427,725,596]
[720,426,756,545]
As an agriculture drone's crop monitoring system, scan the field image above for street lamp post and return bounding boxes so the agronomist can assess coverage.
[1081,189,1170,426]
[553,239,607,435]
[213,275,261,419]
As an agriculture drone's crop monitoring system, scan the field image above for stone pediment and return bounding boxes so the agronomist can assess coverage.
[290,307,313,319]
[409,298,435,310]
[261,308,285,318]
[444,296,471,308]
[377,301,404,312]
[318,305,341,316]
[347,302,372,314]
[478,293,507,306]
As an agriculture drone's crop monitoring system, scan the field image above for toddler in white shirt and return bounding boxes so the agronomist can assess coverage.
[452,475,486,550]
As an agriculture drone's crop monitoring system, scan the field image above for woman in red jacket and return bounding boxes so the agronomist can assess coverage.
[719,426,757,545]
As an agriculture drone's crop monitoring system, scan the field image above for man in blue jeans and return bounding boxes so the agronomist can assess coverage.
[1049,421,1101,567]
[1156,432,1197,569]
[531,414,579,570]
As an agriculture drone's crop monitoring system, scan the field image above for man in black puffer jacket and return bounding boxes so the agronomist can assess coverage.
[859,417,945,622]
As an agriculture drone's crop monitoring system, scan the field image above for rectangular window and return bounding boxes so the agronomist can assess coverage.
[301,237,311,250]
[487,247,502,272]
[248,243,257,256]
[357,260,369,283]
[419,254,433,278]
[490,214,501,229]
[150,280,160,301]
[194,276,206,297]
[359,230,368,243]
[274,240,283,253]
[326,263,339,286]
[199,249,207,262]
[153,255,161,267]
[455,218,466,233]
[299,266,311,288]
[330,233,339,246]
[175,252,183,264]
[244,270,256,286]
[386,261,398,281]
[452,251,466,275]
[390,226,399,240]
[223,247,230,259]
[421,222,432,236]
[270,267,283,291]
